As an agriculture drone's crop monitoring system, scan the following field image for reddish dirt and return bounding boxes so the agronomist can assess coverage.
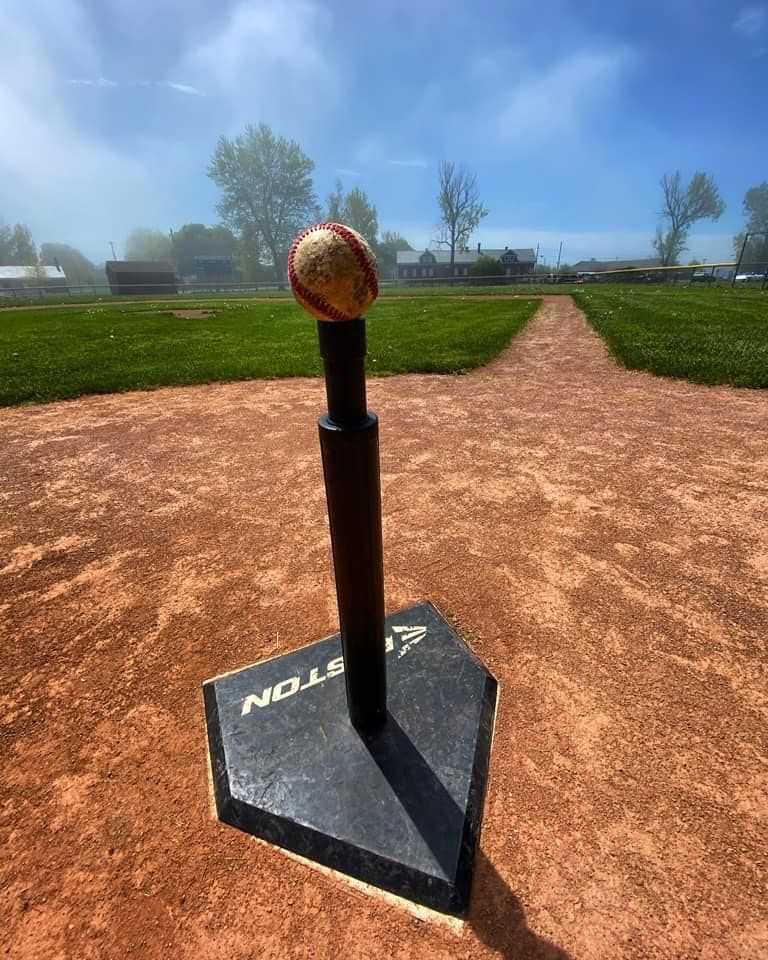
[1,297,766,959]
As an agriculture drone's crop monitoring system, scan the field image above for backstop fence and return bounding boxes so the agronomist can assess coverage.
[1,260,766,301]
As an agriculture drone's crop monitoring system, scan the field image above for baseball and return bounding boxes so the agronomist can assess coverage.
[288,222,379,322]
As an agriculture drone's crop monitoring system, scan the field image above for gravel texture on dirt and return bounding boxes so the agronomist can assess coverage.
[1,297,766,959]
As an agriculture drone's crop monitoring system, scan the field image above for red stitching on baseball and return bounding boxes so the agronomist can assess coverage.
[289,230,349,321]
[325,223,379,300]
[292,274,350,322]
[288,222,378,321]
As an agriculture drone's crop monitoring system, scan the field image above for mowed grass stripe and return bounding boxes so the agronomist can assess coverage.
[0,297,539,406]
[574,286,768,388]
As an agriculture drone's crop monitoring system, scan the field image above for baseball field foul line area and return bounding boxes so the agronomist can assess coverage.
[1,297,766,958]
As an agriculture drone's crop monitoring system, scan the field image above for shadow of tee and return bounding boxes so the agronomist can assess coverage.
[361,713,571,957]
[360,712,465,880]
[470,850,573,960]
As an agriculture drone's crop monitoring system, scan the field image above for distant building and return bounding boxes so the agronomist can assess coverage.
[0,264,68,296]
[192,255,238,284]
[105,260,177,296]
[396,245,536,281]
[571,258,663,274]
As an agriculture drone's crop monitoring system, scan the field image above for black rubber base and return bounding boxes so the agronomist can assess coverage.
[203,602,497,917]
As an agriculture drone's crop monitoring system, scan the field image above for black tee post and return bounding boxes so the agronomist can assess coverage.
[317,316,386,731]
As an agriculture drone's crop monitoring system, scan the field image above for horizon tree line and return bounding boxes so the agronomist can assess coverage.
[3,120,766,280]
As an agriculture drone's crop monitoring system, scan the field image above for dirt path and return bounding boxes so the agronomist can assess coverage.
[1,298,766,959]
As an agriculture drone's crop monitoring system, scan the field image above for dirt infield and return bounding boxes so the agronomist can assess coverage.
[1,297,766,959]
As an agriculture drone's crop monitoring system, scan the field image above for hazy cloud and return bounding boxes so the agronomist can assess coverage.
[68,78,205,95]
[163,82,205,96]
[180,0,340,125]
[0,2,168,259]
[732,6,767,37]
[68,77,118,88]
[494,48,632,147]
[388,159,429,169]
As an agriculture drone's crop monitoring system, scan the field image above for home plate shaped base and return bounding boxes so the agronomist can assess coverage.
[203,601,498,917]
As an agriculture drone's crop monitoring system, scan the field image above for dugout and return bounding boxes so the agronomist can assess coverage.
[106,260,177,295]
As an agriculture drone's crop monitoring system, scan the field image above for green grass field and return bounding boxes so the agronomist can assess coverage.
[0,297,539,407]
[0,282,559,308]
[574,286,768,388]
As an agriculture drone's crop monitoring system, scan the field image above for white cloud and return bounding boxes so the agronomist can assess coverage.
[733,6,767,37]
[493,48,632,148]
[163,82,205,96]
[68,77,118,88]
[180,0,340,126]
[67,78,205,95]
[388,159,429,169]
[0,3,168,260]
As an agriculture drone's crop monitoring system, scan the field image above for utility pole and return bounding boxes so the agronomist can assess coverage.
[108,241,117,260]
[555,241,563,278]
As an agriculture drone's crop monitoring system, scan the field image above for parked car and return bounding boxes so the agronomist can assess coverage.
[734,273,764,283]
[691,270,716,282]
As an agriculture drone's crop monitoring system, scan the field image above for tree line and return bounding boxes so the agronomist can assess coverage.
[3,120,767,281]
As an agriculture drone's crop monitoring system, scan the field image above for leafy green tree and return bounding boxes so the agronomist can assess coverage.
[171,223,237,276]
[325,181,379,246]
[0,222,37,264]
[468,255,504,280]
[652,171,725,266]
[742,182,768,231]
[234,226,277,283]
[327,179,345,222]
[436,162,488,268]
[39,243,97,284]
[208,122,317,280]
[734,182,768,273]
[124,228,173,261]
[374,230,413,279]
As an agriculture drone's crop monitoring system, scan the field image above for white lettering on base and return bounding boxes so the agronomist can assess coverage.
[272,676,301,702]
[240,625,428,716]
[241,689,272,714]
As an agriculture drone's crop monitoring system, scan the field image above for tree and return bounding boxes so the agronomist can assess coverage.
[468,255,504,283]
[124,228,173,261]
[734,182,768,273]
[742,182,768,232]
[374,230,413,279]
[0,222,37,264]
[208,122,317,281]
[325,181,379,247]
[436,162,488,268]
[652,171,725,266]
[170,223,237,276]
[39,243,97,284]
[24,262,50,283]
[327,179,345,222]
[341,188,378,246]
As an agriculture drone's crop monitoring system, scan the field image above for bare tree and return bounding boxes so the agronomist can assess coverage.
[653,171,725,266]
[436,162,488,268]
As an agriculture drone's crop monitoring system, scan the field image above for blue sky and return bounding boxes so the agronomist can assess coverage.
[1,0,766,266]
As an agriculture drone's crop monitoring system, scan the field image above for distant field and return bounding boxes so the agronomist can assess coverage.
[0,282,562,308]
[0,297,538,406]
[574,286,768,388]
